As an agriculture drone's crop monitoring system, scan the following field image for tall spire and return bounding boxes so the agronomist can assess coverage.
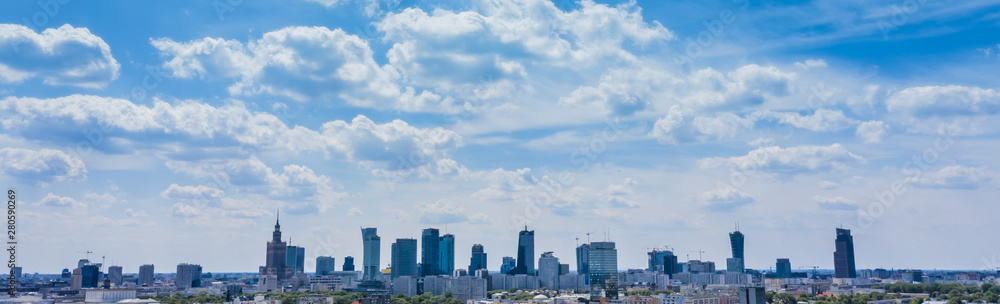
[275,209,280,229]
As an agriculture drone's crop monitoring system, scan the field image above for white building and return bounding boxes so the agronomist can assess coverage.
[84,289,137,303]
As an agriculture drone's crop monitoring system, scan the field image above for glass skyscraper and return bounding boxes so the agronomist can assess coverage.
[316,256,336,275]
[343,256,355,271]
[439,234,455,275]
[647,249,669,272]
[469,244,487,274]
[391,238,418,278]
[508,227,535,275]
[588,241,618,301]
[729,229,745,272]
[500,256,516,274]
[662,251,678,276]
[776,258,791,278]
[138,264,154,286]
[421,228,440,276]
[361,227,380,280]
[80,264,101,288]
[834,228,857,278]
[576,244,590,277]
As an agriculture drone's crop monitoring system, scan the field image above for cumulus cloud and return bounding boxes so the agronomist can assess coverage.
[152,26,442,111]
[683,65,796,109]
[560,67,677,116]
[0,147,86,184]
[160,184,225,200]
[700,144,866,175]
[0,95,462,175]
[700,187,755,212]
[754,109,856,132]
[794,59,828,70]
[856,120,890,143]
[415,200,469,224]
[35,193,86,208]
[905,165,996,190]
[648,105,685,144]
[814,196,858,210]
[885,85,1000,135]
[0,24,119,88]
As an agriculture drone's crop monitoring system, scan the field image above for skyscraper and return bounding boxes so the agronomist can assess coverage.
[391,238,418,278]
[107,266,123,287]
[176,263,202,290]
[286,245,300,275]
[362,227,380,280]
[260,213,291,281]
[421,228,440,276]
[469,244,487,273]
[834,228,857,278]
[500,257,516,274]
[343,256,355,271]
[647,249,669,272]
[662,251,679,276]
[538,252,560,289]
[439,234,455,275]
[80,264,101,288]
[138,264,154,287]
[508,227,535,275]
[729,228,745,272]
[775,258,791,278]
[316,256,336,275]
[588,242,618,301]
[576,244,590,277]
[296,246,305,274]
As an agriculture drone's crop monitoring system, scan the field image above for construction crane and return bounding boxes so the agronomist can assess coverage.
[77,250,93,260]
[798,266,819,277]
[688,250,706,261]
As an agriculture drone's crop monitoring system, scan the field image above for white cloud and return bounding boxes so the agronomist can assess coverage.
[160,184,225,200]
[152,26,442,111]
[754,108,856,132]
[905,165,996,190]
[700,187,755,212]
[35,193,85,208]
[415,200,469,224]
[691,113,755,140]
[560,67,677,116]
[648,105,685,144]
[856,120,890,143]
[814,196,858,210]
[794,59,828,70]
[347,207,364,217]
[886,85,1000,117]
[0,24,119,88]
[0,148,86,184]
[700,144,866,174]
[0,95,462,175]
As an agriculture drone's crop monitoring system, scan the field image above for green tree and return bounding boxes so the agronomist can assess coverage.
[774,293,797,304]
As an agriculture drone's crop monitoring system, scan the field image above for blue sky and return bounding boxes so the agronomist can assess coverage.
[3,0,1000,275]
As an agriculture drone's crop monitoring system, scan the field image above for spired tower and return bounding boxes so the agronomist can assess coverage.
[260,211,292,281]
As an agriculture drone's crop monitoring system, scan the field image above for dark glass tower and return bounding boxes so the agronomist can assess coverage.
[729,228,745,272]
[421,228,440,276]
[469,244,487,274]
[576,244,590,276]
[391,238,418,278]
[776,258,791,278]
[138,264,154,286]
[439,234,455,275]
[834,228,857,278]
[343,256,355,271]
[316,256,336,275]
[500,256,516,274]
[507,227,535,275]
[662,252,679,276]
[588,242,618,301]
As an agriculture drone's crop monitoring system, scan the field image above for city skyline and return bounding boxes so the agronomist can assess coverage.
[5,0,1000,275]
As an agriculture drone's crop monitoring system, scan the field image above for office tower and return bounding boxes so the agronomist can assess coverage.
[739,286,767,304]
[576,244,590,276]
[873,268,889,279]
[343,256,355,271]
[439,234,455,275]
[176,263,203,290]
[726,226,746,272]
[61,268,72,280]
[686,260,715,273]
[508,227,535,275]
[469,244,487,273]
[78,259,90,269]
[260,213,291,281]
[559,264,569,275]
[727,258,744,273]
[286,245,300,275]
[139,264,154,286]
[775,258,791,278]
[107,266,123,287]
[661,252,679,276]
[420,228,441,276]
[647,249,670,272]
[588,242,618,301]
[361,227,381,280]
[538,252,560,289]
[316,256,336,276]
[81,264,101,288]
[296,246,305,274]
[71,268,82,289]
[391,238,418,278]
[500,257,516,274]
[834,228,857,278]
